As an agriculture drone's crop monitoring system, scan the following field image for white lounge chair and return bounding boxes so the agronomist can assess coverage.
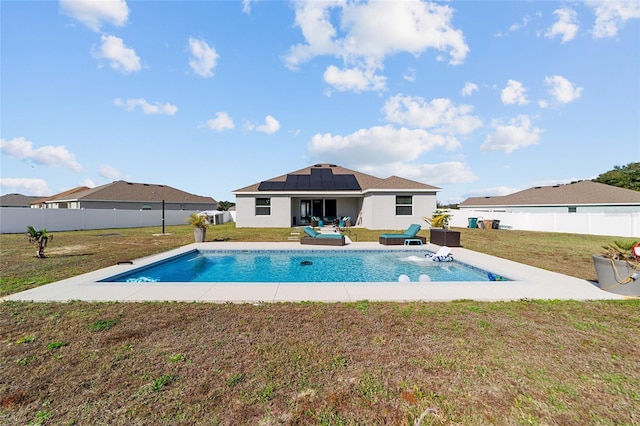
[427,246,453,262]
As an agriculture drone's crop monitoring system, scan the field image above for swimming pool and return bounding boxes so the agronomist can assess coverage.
[102,249,503,283]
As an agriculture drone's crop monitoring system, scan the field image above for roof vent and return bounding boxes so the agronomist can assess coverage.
[313,164,322,167]
[329,164,337,167]
[535,186,542,189]
[553,185,560,188]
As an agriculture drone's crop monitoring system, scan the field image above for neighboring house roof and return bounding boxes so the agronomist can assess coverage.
[0,193,44,207]
[37,181,216,204]
[234,163,440,193]
[30,186,90,205]
[459,181,640,207]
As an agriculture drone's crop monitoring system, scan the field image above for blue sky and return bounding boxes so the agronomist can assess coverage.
[1,0,639,205]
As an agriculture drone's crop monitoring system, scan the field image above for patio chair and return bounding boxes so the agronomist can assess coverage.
[426,246,453,262]
[378,224,426,245]
[300,226,346,246]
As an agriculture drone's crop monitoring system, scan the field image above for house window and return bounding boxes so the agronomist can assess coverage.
[568,206,577,213]
[142,204,152,210]
[395,195,412,215]
[256,198,271,215]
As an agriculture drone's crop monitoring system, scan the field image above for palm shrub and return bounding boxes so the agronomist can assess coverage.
[26,226,53,258]
[601,240,640,263]
[422,209,453,229]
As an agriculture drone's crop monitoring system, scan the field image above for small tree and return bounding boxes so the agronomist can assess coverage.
[217,201,235,211]
[26,226,52,258]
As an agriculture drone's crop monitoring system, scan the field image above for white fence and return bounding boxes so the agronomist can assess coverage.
[0,208,234,234]
[2,207,638,237]
[448,210,640,238]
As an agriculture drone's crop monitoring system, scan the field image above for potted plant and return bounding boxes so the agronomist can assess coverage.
[185,213,209,243]
[423,209,461,246]
[26,226,53,258]
[592,240,640,296]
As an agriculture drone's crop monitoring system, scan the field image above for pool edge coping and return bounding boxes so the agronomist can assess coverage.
[2,241,625,303]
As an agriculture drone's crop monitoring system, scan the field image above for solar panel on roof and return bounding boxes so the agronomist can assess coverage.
[284,175,298,190]
[344,175,360,190]
[258,168,361,191]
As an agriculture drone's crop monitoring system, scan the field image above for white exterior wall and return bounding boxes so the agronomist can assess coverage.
[361,193,437,230]
[234,195,291,228]
[336,198,360,221]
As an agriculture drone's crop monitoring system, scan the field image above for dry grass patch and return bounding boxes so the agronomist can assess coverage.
[1,300,639,425]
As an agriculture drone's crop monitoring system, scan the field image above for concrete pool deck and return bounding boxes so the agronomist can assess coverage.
[3,242,625,303]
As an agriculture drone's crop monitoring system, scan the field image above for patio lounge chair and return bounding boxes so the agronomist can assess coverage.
[399,246,453,263]
[426,246,453,262]
[300,226,346,246]
[378,224,426,245]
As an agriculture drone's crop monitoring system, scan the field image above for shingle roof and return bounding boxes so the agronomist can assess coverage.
[233,164,440,193]
[0,193,44,207]
[459,181,640,207]
[43,181,216,204]
[31,186,90,205]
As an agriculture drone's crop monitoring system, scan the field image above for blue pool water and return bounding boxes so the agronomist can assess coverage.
[103,250,503,283]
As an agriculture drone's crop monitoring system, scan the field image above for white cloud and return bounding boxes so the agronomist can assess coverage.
[242,0,256,14]
[461,82,478,97]
[307,125,452,166]
[588,0,640,38]
[481,115,542,153]
[323,65,386,93]
[114,98,178,115]
[495,16,530,37]
[403,68,416,82]
[80,178,96,188]
[509,16,530,32]
[92,34,141,74]
[1,137,83,171]
[390,161,478,186]
[256,115,281,134]
[543,75,583,105]
[545,8,579,43]
[188,37,219,78]
[60,0,129,32]
[285,0,469,92]
[383,94,482,138]
[99,164,123,180]
[501,80,529,105]
[207,112,235,131]
[0,177,50,196]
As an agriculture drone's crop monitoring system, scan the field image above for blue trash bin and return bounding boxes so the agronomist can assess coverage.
[318,220,324,227]
[468,217,478,228]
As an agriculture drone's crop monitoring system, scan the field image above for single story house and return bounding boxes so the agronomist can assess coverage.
[459,181,640,214]
[30,180,217,211]
[30,186,90,209]
[233,163,440,230]
[0,193,44,208]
